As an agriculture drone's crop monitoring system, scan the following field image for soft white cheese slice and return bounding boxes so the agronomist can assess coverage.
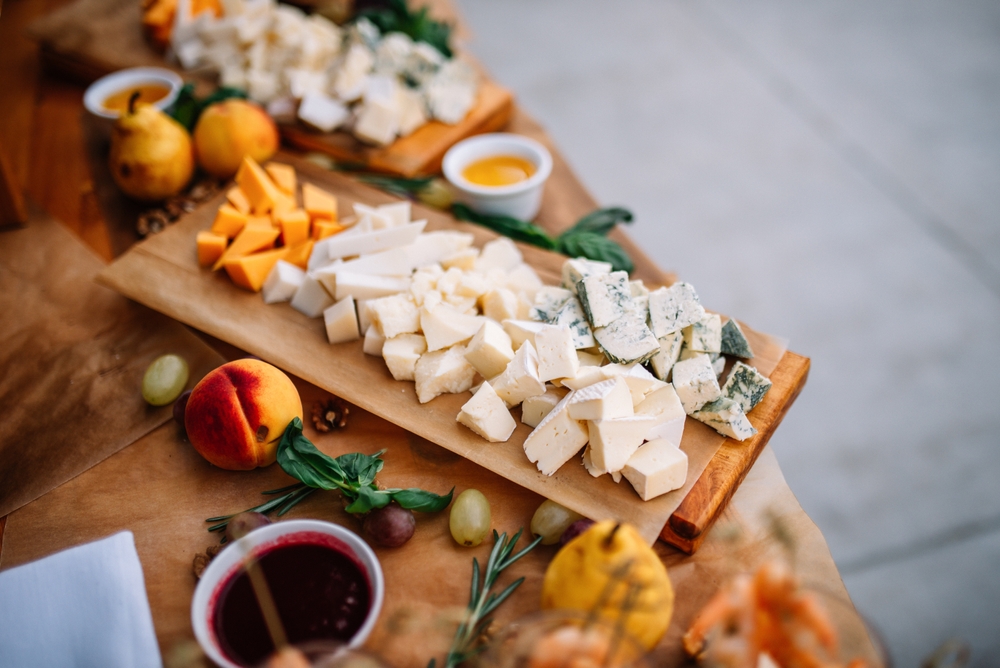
[671,354,722,413]
[367,293,420,339]
[324,296,360,344]
[262,260,305,305]
[464,321,515,380]
[566,377,633,421]
[691,397,757,441]
[622,439,688,501]
[317,221,425,262]
[520,386,568,428]
[351,203,395,231]
[475,237,522,272]
[577,350,605,367]
[441,248,479,271]
[457,381,517,443]
[421,303,485,352]
[454,272,490,300]
[333,272,411,301]
[405,231,475,268]
[650,331,684,381]
[491,340,546,408]
[482,288,519,323]
[560,366,609,391]
[382,333,426,381]
[501,319,546,351]
[362,323,386,356]
[523,391,589,476]
[414,345,476,404]
[290,272,334,318]
[297,91,349,133]
[587,415,657,474]
[535,325,580,383]
[506,263,543,299]
[376,201,411,227]
[581,446,623,482]
[635,385,686,447]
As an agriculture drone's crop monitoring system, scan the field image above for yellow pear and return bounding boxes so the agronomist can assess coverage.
[109,96,194,202]
[541,520,674,651]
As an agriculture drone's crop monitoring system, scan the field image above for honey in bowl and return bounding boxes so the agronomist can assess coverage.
[462,155,537,187]
[102,84,172,113]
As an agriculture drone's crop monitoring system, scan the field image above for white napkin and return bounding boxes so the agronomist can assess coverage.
[0,531,163,668]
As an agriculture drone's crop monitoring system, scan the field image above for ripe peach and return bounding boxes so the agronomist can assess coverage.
[184,359,302,470]
[193,99,279,179]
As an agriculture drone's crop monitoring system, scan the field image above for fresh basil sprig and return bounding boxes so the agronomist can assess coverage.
[356,0,453,58]
[451,203,557,250]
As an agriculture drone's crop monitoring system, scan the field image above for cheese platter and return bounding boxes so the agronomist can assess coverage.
[97,152,807,549]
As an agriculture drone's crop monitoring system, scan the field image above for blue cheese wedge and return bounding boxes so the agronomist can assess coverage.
[491,341,547,408]
[635,385,686,447]
[671,354,722,413]
[577,271,631,328]
[521,386,569,428]
[683,314,722,353]
[414,345,476,404]
[551,298,596,349]
[593,312,659,365]
[561,258,612,293]
[457,382,517,442]
[622,439,688,501]
[649,331,684,381]
[720,319,754,358]
[523,391,589,476]
[722,361,772,413]
[587,415,657,474]
[691,397,757,441]
[535,325,580,382]
[648,282,706,338]
[531,286,574,322]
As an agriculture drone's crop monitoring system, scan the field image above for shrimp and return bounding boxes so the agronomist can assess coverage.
[683,575,759,667]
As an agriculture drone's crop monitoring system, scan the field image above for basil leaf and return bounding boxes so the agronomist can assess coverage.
[557,232,634,274]
[452,203,557,250]
[336,450,386,487]
[388,487,454,513]
[276,418,347,491]
[563,207,633,236]
[345,485,391,514]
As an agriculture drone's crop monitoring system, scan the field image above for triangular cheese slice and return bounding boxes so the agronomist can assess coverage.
[212,225,280,271]
[224,247,291,291]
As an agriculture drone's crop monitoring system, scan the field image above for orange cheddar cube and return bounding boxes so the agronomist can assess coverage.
[271,192,298,219]
[236,156,284,215]
[302,182,338,221]
[224,247,291,292]
[211,204,248,238]
[246,215,274,229]
[275,208,311,246]
[212,225,281,271]
[283,239,314,270]
[226,186,251,215]
[312,220,345,240]
[196,231,228,267]
[265,163,297,196]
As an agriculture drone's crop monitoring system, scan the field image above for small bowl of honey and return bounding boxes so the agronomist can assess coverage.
[84,67,184,123]
[443,133,553,220]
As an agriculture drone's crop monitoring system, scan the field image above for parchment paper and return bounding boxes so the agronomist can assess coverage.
[0,206,224,518]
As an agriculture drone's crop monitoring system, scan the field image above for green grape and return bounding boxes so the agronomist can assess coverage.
[449,489,491,547]
[142,354,190,406]
[530,499,584,546]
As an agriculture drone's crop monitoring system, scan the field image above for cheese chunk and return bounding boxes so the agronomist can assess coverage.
[235,156,283,215]
[648,282,706,338]
[377,201,411,227]
[211,204,248,238]
[457,382,517,442]
[225,247,290,292]
[550,297,596,349]
[492,341,546,408]
[441,248,479,271]
[650,331,684,381]
[464,321,515,380]
[671,354,722,413]
[593,311,659,365]
[587,415,657,474]
[683,314,722,353]
[560,366,609,391]
[622,439,688,501]
[318,221,426,262]
[382,334,427,381]
[333,272,411,301]
[531,286,574,322]
[226,186,251,215]
[368,294,420,339]
[577,270,631,328]
[599,363,668,405]
[578,350,605,367]
[482,288,519,323]
[475,237,522,272]
[262,260,305,304]
[414,345,476,404]
[506,263,543,298]
[283,239,314,271]
[354,98,399,146]
[212,225,280,271]
[691,397,757,441]
[566,378,633,421]
[324,296,360,344]
[521,387,568,428]
[635,385,686,447]
[720,319,755,358]
[275,209,311,247]
[313,220,345,240]
[502,319,546,351]
[302,182,338,221]
[265,163,296,196]
[363,324,386,356]
[535,325,580,382]
[722,361,772,413]
[561,258,612,294]
[523,391,589,476]
[421,303,485,352]
[290,273,334,318]
[582,447,622,482]
[298,91,349,132]
[196,231,227,268]
[454,272,490,299]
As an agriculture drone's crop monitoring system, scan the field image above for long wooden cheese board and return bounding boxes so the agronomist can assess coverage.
[96,152,808,550]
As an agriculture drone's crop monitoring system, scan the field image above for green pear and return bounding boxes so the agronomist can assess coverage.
[109,94,194,202]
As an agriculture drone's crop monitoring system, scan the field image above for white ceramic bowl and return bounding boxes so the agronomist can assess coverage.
[442,133,553,220]
[191,519,385,668]
[83,67,184,121]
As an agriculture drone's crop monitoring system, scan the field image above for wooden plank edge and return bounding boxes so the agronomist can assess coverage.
[660,352,811,553]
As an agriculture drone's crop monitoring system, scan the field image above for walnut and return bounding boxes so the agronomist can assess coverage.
[192,544,221,580]
[311,397,349,432]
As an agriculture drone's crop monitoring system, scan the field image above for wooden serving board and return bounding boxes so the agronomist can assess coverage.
[27,0,514,177]
[96,152,808,550]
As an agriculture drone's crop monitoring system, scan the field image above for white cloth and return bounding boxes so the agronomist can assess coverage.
[0,531,162,668]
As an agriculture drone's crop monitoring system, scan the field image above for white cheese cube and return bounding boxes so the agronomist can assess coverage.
[671,354,722,413]
[421,303,485,352]
[357,299,374,333]
[648,282,706,338]
[691,397,757,441]
[457,381,517,442]
[521,387,568,428]
[441,248,478,271]
[436,267,464,296]
[649,331,684,381]
[363,323,386,356]
[382,333,426,381]
[535,325,580,382]
[582,446,615,480]
[445,294,478,314]
[397,86,429,137]
[333,43,373,101]
[501,319,546,351]
[593,311,659,365]
[405,231,474,267]
[368,293,420,339]
[376,201,410,227]
[298,91,349,132]
[587,415,657,474]
[577,270,631,328]
[324,296,361,344]
[422,289,443,311]
[414,345,476,404]
[506,263,543,298]
[560,366,609,391]
[600,363,668,405]
[262,260,305,304]
[635,385,686,447]
[683,314,722,353]
[523,391,589,476]
[491,341,546,408]
[482,288,519,323]
[551,298,596,349]
[454,272,490,299]
[566,377,633,421]
[351,204,395,231]
[722,361,772,413]
[623,439,688,501]
[561,258,612,294]
[720,318,754,359]
[578,350,605,367]
[290,272,334,318]
[332,272,411,301]
[464,321,515,379]
[475,237,522,272]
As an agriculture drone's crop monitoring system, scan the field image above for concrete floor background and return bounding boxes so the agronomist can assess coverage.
[452,1,1000,665]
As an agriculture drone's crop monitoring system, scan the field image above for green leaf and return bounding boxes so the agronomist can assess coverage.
[345,485,391,514]
[169,83,248,132]
[563,207,633,236]
[355,0,453,58]
[388,486,454,512]
[557,231,634,273]
[276,418,348,491]
[336,450,386,487]
[452,203,557,250]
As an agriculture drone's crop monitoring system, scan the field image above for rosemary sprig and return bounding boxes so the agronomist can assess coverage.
[205,482,316,543]
[430,529,543,668]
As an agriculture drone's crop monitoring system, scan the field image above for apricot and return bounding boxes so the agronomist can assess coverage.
[193,100,279,179]
[184,359,302,470]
